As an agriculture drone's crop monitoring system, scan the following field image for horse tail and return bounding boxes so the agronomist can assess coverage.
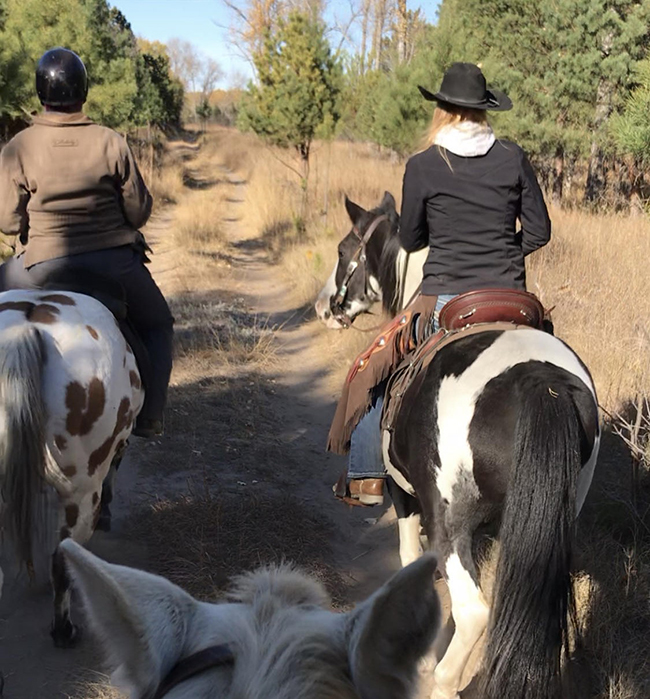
[481,369,589,699]
[0,324,48,567]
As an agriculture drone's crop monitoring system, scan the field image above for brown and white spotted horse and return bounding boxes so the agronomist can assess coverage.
[0,289,143,648]
[317,193,601,699]
[61,539,442,699]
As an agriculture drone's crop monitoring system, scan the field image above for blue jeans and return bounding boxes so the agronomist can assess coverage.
[348,294,456,479]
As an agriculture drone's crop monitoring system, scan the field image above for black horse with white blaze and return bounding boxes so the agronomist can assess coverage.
[317,193,601,699]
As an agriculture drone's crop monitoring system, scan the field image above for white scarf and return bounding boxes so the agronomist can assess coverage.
[434,121,495,157]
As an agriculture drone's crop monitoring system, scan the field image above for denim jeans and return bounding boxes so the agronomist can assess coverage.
[348,294,456,479]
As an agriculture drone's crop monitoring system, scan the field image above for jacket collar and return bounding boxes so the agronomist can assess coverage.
[434,121,495,157]
[31,111,94,127]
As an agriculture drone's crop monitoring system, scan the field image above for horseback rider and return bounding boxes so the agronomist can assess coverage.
[337,62,551,505]
[0,47,173,438]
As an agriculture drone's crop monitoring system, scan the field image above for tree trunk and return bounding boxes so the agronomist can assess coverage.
[585,32,614,205]
[371,0,388,70]
[298,142,310,234]
[147,123,155,185]
[360,0,371,73]
[551,148,564,206]
[629,165,644,217]
[322,140,332,226]
[396,0,407,64]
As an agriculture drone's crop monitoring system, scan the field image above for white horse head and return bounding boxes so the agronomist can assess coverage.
[61,540,441,699]
[0,289,144,645]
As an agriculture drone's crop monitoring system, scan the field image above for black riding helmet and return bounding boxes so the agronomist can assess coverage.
[36,47,88,107]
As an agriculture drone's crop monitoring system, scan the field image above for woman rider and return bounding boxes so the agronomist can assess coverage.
[338,62,551,505]
[0,47,173,438]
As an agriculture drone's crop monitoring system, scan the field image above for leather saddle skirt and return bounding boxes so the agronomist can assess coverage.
[41,268,152,392]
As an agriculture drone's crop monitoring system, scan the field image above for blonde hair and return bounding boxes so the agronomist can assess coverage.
[419,104,490,170]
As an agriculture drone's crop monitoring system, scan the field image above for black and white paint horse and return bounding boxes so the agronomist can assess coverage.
[61,539,442,699]
[316,193,600,699]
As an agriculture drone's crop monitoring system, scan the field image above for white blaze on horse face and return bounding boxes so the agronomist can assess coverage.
[315,264,343,328]
[436,329,597,504]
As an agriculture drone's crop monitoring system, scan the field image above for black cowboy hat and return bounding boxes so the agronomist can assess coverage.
[418,62,512,112]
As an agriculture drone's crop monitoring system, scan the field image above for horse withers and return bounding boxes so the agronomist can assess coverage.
[317,193,601,699]
[0,289,143,648]
[61,539,441,699]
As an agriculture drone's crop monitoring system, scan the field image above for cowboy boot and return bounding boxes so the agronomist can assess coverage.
[349,478,384,505]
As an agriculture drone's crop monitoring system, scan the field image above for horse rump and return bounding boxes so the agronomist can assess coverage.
[481,365,597,699]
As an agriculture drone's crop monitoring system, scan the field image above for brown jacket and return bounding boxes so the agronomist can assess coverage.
[0,111,152,267]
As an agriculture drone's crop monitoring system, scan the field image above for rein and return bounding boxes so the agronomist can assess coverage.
[151,644,235,699]
[332,213,388,328]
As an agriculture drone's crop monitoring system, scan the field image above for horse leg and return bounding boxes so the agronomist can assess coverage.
[96,441,127,533]
[386,478,422,567]
[50,536,79,647]
[430,537,488,699]
[51,485,102,647]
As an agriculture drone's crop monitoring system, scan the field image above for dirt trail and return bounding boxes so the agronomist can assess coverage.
[0,135,398,699]
[0,134,465,699]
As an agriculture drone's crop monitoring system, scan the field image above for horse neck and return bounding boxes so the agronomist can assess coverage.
[396,247,427,310]
[373,223,421,315]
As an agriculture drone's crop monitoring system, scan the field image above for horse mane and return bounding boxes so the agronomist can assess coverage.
[376,207,402,315]
[226,564,359,699]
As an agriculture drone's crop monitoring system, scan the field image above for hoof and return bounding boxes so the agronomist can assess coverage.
[95,504,112,532]
[430,681,460,699]
[51,619,80,648]
[95,514,111,532]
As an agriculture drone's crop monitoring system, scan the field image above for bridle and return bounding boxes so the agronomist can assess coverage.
[331,213,388,328]
[151,644,235,699]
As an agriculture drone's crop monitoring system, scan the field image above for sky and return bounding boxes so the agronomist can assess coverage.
[110,0,441,89]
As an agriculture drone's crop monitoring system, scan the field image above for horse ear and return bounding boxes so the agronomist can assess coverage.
[60,540,195,697]
[347,554,440,699]
[379,191,396,214]
[345,195,365,225]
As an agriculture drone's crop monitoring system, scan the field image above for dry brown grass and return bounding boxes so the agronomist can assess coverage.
[528,208,650,411]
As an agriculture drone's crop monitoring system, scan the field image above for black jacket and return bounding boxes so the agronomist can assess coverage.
[399,140,550,296]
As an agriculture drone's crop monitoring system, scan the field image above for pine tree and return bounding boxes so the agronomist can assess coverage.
[240,11,342,187]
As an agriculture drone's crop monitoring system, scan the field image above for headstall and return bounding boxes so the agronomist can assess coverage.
[150,644,235,699]
[331,213,388,327]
